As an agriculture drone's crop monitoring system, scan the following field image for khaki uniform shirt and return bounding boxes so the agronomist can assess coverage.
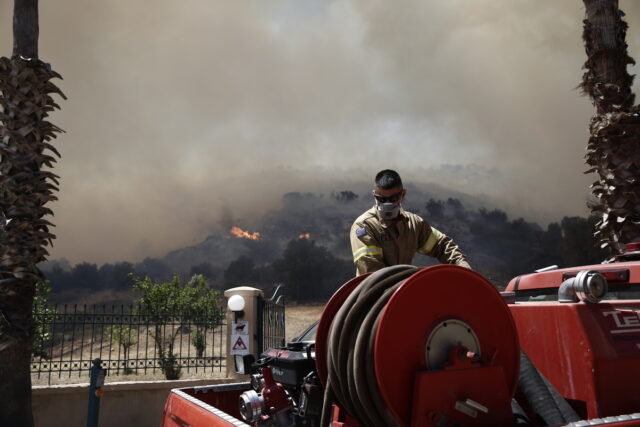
[350,207,471,275]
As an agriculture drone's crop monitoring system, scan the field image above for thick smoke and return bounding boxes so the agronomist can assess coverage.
[1,0,640,263]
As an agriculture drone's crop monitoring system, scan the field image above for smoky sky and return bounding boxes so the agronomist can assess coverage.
[1,0,640,264]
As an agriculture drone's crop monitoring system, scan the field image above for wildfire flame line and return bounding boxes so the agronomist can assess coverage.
[230,226,261,240]
[299,233,311,239]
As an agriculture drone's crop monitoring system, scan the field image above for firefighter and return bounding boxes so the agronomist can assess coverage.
[350,169,471,275]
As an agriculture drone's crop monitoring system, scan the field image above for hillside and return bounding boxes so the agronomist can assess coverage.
[40,186,605,304]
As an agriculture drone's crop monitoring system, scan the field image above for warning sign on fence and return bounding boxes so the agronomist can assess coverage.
[232,336,247,351]
[230,321,250,355]
[233,321,248,334]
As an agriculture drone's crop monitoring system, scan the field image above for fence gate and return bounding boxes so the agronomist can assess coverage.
[257,285,285,353]
[31,303,227,385]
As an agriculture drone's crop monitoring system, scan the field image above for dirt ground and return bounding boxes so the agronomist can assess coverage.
[33,303,325,386]
[285,303,324,341]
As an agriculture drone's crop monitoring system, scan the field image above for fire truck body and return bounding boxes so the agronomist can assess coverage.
[163,383,250,427]
[506,260,640,420]
[162,247,640,427]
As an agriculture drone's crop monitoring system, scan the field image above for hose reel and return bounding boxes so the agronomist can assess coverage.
[315,264,520,426]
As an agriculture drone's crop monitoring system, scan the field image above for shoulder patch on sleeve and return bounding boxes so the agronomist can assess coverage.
[356,227,367,237]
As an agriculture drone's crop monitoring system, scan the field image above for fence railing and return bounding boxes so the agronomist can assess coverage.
[258,285,286,353]
[31,304,226,384]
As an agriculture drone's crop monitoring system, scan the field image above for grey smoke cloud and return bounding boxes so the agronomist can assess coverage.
[1,0,640,264]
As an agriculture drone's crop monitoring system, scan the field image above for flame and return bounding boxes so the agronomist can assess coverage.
[299,233,311,239]
[230,226,261,240]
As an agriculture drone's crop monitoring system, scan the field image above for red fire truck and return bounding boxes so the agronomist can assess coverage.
[162,243,640,426]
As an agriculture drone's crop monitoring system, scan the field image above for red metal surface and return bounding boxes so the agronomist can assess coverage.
[181,388,245,419]
[374,265,520,426]
[315,273,369,386]
[510,301,640,419]
[260,367,291,415]
[162,390,243,427]
[410,366,513,426]
[505,261,640,291]
[330,405,360,427]
[626,243,640,252]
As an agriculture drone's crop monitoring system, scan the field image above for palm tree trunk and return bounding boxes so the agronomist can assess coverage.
[13,0,39,60]
[0,1,64,424]
[581,0,640,257]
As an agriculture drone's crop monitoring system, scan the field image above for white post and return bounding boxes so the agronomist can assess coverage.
[224,286,263,379]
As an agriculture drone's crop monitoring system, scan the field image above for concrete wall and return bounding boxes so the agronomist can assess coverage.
[33,378,235,427]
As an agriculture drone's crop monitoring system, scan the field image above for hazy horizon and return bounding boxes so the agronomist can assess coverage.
[2,1,640,264]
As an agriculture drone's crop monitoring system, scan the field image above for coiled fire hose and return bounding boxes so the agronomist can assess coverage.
[321,265,420,427]
[318,264,580,427]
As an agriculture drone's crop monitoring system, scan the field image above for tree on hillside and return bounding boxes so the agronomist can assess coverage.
[189,262,217,281]
[272,239,352,301]
[557,216,606,267]
[70,262,101,290]
[0,1,65,424]
[99,261,135,290]
[135,257,172,281]
[425,199,445,219]
[224,255,257,285]
[445,198,466,219]
[332,190,358,202]
[581,0,640,256]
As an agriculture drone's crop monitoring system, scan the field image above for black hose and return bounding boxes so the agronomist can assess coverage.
[518,351,568,426]
[320,265,419,427]
[511,398,532,426]
[541,369,580,423]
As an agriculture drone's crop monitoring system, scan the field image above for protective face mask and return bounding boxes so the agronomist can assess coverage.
[377,202,400,220]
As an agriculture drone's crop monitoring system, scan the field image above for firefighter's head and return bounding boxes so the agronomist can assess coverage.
[373,169,406,220]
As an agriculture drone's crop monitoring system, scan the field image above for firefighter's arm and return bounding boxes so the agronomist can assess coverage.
[417,224,471,269]
[350,222,385,275]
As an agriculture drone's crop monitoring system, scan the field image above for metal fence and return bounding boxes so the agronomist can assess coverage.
[31,304,226,384]
[258,285,286,353]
